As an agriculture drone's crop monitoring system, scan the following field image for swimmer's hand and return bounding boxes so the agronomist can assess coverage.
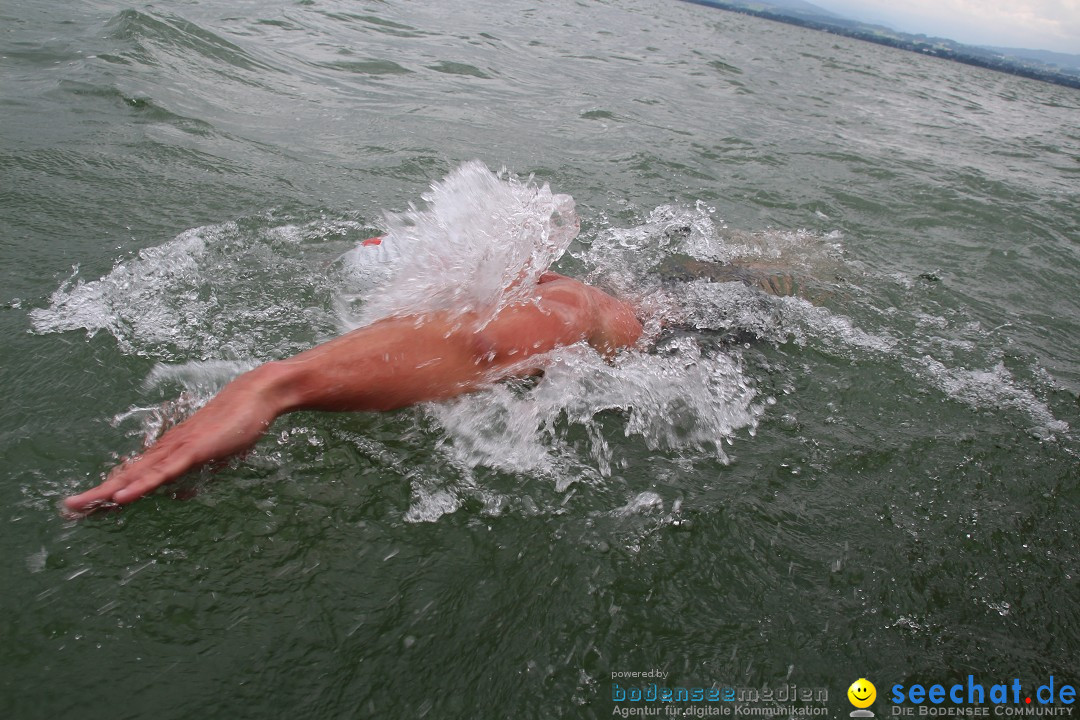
[64,364,290,513]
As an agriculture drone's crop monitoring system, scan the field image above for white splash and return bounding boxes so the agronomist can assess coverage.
[335,160,579,328]
[28,218,351,360]
[426,338,763,478]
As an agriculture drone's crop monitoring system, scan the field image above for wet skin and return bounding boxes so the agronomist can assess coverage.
[64,274,642,513]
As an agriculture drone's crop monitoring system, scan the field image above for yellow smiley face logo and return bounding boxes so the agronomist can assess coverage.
[848,678,876,708]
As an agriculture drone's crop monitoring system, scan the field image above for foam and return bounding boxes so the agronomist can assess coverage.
[914,357,1069,434]
[426,337,763,477]
[29,218,350,360]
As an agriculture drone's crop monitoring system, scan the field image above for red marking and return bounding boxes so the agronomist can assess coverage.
[361,236,383,246]
[1026,699,1031,705]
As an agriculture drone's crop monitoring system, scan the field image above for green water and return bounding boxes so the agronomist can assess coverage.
[2,1,1078,718]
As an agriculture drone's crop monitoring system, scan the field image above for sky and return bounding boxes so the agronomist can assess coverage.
[807,0,1080,54]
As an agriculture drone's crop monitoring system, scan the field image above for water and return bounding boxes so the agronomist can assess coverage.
[2,1,1078,718]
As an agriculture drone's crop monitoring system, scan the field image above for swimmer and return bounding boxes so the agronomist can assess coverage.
[656,253,801,297]
[63,272,642,513]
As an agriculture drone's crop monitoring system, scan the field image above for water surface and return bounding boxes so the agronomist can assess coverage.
[1,1,1078,718]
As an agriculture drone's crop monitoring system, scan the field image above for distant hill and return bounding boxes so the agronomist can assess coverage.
[983,47,1080,73]
[682,0,1080,89]
[736,0,841,20]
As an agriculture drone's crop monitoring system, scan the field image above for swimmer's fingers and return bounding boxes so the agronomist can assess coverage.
[63,476,129,514]
[110,461,183,505]
[63,450,193,513]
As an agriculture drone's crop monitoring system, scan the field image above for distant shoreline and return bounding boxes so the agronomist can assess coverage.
[681,0,1080,91]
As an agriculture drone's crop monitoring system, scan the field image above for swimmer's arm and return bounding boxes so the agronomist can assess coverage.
[277,282,638,413]
[63,282,640,512]
[66,315,505,511]
[478,277,642,362]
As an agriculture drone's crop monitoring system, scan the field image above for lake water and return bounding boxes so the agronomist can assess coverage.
[2,0,1078,718]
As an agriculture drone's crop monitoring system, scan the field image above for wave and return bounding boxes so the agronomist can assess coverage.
[105,8,278,75]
